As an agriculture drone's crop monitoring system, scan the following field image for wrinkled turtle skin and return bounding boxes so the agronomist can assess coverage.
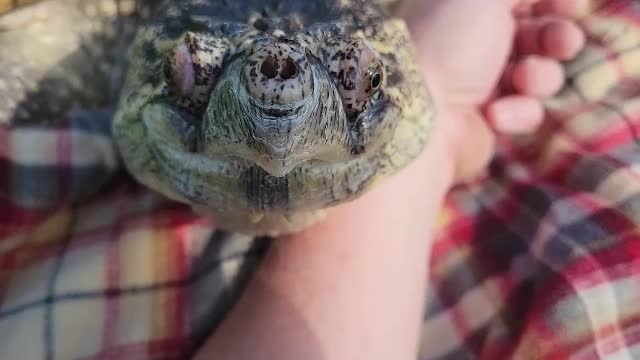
[1,0,433,235]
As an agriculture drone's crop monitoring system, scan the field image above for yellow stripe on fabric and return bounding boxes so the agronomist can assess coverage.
[567,104,625,139]
[118,227,161,287]
[151,227,178,340]
[511,335,545,360]
[433,247,471,278]
[570,15,640,101]
[619,48,640,76]
[574,52,622,101]
[436,205,454,230]
[534,134,576,174]
[0,208,72,256]
[115,226,175,343]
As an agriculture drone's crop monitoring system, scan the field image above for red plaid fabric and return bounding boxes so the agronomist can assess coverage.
[1,1,639,359]
[422,1,640,359]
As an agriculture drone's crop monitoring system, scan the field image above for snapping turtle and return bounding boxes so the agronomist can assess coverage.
[1,0,433,235]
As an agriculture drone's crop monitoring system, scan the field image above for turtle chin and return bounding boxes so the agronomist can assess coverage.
[241,153,302,178]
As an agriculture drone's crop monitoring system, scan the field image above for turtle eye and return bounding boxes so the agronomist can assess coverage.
[370,72,381,89]
[364,61,384,94]
[162,32,229,113]
[325,39,385,118]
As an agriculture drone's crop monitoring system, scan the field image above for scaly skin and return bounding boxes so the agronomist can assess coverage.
[1,0,433,235]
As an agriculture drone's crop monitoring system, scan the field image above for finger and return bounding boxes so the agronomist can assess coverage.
[486,96,544,134]
[516,18,585,60]
[454,110,496,182]
[533,0,591,18]
[539,19,585,60]
[511,56,565,96]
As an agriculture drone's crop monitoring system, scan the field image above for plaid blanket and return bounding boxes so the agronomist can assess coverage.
[1,1,639,359]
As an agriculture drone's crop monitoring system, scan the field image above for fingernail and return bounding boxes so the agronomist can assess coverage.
[541,21,586,60]
[512,56,564,97]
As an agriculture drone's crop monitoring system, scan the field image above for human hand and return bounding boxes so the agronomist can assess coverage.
[397,0,587,181]
[195,3,589,359]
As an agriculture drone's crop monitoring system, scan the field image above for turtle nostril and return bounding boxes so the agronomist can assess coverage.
[280,58,298,80]
[252,18,268,31]
[260,56,278,79]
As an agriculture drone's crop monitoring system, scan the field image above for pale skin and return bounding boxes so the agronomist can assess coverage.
[194,0,588,359]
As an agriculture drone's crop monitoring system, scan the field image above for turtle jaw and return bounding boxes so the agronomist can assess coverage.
[139,101,318,177]
[139,100,321,178]
[134,102,367,206]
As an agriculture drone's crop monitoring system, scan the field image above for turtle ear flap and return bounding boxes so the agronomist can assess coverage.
[163,32,232,112]
[163,39,195,97]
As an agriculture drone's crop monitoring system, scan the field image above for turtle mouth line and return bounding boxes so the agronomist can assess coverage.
[227,154,310,177]
[142,102,335,178]
[151,138,332,180]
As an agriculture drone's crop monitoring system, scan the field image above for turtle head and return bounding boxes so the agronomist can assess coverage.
[158,29,394,177]
[113,18,432,233]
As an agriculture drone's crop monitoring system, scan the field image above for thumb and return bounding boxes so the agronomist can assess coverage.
[448,107,497,183]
